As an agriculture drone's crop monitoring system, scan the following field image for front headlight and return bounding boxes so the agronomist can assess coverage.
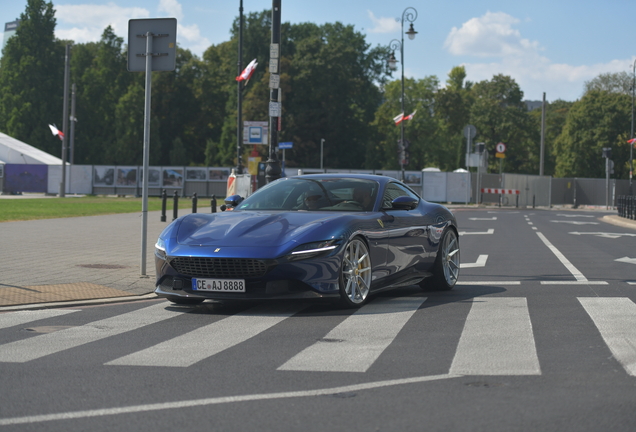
[155,237,167,260]
[288,239,340,260]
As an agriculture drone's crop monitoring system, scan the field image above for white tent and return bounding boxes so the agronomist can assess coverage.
[0,131,62,165]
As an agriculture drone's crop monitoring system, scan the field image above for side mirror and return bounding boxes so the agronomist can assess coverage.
[391,196,418,210]
[224,195,244,208]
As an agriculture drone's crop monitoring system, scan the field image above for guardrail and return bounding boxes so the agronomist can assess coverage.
[617,195,635,220]
[481,188,520,207]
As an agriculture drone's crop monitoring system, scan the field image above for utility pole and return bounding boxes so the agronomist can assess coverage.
[265,0,282,183]
[236,0,244,174]
[540,92,546,177]
[60,43,71,197]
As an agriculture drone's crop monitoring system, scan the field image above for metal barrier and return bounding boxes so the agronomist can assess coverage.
[617,195,635,220]
[481,188,520,207]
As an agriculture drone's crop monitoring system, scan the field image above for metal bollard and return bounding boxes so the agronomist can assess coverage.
[172,191,179,221]
[192,192,198,214]
[211,194,217,213]
[160,189,167,222]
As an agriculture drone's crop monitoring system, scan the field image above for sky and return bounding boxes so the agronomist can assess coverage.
[2,0,636,102]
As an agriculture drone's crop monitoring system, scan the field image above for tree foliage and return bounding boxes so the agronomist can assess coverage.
[1,2,634,182]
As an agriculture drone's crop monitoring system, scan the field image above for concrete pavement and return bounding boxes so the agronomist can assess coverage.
[0,200,634,311]
[0,207,192,311]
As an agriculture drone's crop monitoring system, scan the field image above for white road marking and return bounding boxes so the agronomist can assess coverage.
[0,309,79,330]
[570,232,636,239]
[469,217,497,221]
[616,257,636,265]
[536,232,588,282]
[460,255,488,268]
[278,296,426,372]
[456,281,521,285]
[579,297,636,376]
[0,373,459,426]
[459,229,494,236]
[550,220,599,225]
[449,297,541,376]
[628,282,636,285]
[539,281,607,285]
[0,303,175,363]
[556,214,595,218]
[107,303,305,367]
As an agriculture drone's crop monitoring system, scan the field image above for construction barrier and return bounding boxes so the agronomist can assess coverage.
[481,188,520,207]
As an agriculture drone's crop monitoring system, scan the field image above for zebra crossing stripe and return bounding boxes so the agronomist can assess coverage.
[278,296,426,373]
[0,309,79,330]
[0,303,175,363]
[578,297,636,376]
[449,297,541,376]
[106,303,306,367]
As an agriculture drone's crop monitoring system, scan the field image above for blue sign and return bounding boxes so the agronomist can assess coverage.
[278,142,293,149]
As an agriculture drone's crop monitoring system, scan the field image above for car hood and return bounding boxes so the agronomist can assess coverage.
[175,211,345,248]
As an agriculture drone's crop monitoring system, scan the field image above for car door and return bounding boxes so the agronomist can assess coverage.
[380,182,433,278]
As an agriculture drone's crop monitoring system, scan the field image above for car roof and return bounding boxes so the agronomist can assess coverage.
[288,173,396,186]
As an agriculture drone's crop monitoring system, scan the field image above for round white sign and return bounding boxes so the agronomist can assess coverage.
[496,142,506,153]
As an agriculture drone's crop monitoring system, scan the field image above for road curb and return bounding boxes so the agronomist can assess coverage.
[0,293,159,312]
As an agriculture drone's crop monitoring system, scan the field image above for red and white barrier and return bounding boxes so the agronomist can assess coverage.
[481,188,520,195]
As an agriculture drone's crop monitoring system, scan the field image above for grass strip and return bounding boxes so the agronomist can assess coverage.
[0,196,218,222]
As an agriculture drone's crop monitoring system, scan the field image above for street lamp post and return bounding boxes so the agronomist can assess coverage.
[631,59,635,195]
[388,7,417,182]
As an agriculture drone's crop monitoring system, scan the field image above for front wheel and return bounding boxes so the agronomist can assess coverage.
[421,228,460,290]
[338,237,372,308]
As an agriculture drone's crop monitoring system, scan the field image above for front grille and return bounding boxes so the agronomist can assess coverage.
[170,257,269,278]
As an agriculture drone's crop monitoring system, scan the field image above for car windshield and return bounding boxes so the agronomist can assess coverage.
[235,177,379,212]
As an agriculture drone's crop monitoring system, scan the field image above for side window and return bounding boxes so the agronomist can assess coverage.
[382,182,419,209]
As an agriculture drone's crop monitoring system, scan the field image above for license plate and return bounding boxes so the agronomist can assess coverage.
[192,278,245,292]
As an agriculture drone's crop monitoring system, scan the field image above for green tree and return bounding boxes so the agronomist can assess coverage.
[72,26,135,164]
[0,0,64,156]
[434,66,474,170]
[554,90,631,178]
[469,74,537,173]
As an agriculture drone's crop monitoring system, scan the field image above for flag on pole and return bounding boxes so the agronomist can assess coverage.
[403,110,417,121]
[48,124,64,141]
[628,138,636,145]
[393,113,404,125]
[236,59,258,82]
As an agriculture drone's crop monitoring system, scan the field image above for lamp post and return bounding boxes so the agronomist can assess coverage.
[236,0,244,175]
[631,59,635,195]
[388,7,417,182]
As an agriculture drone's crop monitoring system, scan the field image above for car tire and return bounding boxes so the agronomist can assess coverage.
[421,228,460,291]
[338,237,372,308]
[166,296,205,305]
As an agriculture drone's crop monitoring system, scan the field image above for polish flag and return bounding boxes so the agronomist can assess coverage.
[403,110,417,121]
[393,113,404,124]
[628,138,636,145]
[236,59,258,82]
[48,124,64,140]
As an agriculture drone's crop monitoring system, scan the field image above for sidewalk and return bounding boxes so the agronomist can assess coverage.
[0,209,189,310]
[1,207,635,311]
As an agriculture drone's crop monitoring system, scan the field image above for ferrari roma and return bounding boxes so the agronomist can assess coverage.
[154,174,460,308]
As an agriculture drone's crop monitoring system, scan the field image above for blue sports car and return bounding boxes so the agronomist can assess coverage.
[154,174,460,308]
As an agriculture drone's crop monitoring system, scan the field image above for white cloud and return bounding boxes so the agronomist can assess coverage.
[444,11,540,58]
[55,3,149,43]
[366,10,400,34]
[158,0,183,20]
[444,12,633,101]
[54,1,210,56]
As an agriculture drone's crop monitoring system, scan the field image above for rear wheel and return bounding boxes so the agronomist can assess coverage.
[338,237,372,308]
[420,228,460,290]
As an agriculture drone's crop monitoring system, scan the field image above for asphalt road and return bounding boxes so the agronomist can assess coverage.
[0,208,635,431]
